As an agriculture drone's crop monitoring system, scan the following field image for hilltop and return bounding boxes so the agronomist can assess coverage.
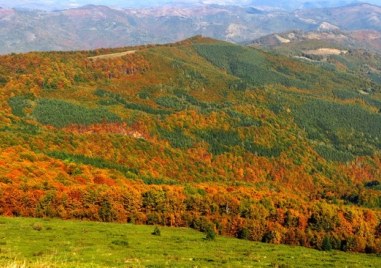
[1,37,381,253]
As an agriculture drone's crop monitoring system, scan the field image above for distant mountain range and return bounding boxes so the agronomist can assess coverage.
[1,0,381,11]
[0,2,380,54]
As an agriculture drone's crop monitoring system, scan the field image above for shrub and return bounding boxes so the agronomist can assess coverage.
[205,228,216,241]
[152,226,161,236]
[32,222,43,231]
[322,236,332,251]
[0,74,8,86]
[111,240,129,247]
[237,228,250,240]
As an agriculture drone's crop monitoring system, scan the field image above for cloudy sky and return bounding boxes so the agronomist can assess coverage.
[0,0,377,10]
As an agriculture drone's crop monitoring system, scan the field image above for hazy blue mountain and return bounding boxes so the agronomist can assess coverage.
[0,2,380,54]
[1,0,380,10]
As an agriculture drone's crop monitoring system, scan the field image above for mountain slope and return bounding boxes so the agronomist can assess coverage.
[250,29,381,52]
[249,29,381,84]
[1,37,381,253]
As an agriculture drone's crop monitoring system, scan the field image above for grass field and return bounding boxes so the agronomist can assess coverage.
[0,217,380,267]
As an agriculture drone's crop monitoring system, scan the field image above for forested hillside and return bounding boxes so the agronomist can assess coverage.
[1,36,381,253]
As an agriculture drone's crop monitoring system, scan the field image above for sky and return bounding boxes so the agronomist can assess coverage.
[0,0,378,10]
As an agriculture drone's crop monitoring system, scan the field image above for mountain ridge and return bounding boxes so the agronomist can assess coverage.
[250,29,381,51]
[2,0,381,11]
[0,2,380,54]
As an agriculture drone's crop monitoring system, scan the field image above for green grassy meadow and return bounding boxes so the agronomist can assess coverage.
[0,217,380,267]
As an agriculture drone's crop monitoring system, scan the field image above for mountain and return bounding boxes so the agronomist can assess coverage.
[2,0,381,11]
[250,29,381,52]
[0,4,312,54]
[0,3,381,54]
[1,37,381,253]
[295,3,381,31]
[249,29,381,84]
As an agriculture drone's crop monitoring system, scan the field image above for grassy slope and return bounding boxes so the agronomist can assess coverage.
[0,216,380,268]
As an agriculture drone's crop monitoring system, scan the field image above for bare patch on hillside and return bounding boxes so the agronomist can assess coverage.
[88,50,136,60]
[275,34,290,44]
[304,48,348,55]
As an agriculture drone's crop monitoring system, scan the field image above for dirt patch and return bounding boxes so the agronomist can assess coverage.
[88,50,136,60]
[64,123,148,139]
[304,48,348,56]
[275,34,290,43]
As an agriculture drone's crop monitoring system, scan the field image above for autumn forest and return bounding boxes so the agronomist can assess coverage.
[1,36,381,254]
